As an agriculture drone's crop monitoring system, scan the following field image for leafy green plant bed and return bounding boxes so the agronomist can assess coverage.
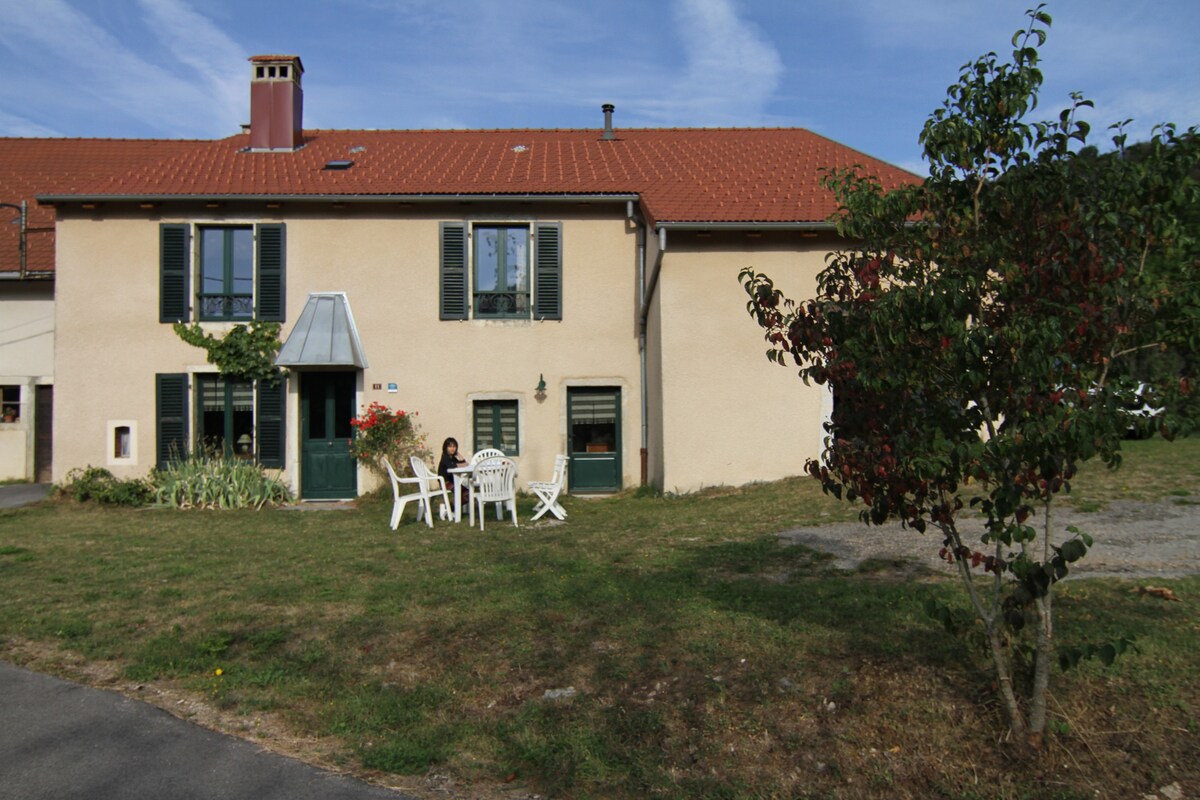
[1,440,1196,799]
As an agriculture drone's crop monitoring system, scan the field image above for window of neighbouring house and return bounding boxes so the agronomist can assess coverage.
[440,222,561,321]
[159,223,285,324]
[473,399,519,455]
[197,374,255,458]
[1,385,19,421]
[199,227,254,321]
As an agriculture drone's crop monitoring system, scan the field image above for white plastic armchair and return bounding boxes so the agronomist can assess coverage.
[469,448,506,466]
[384,458,446,529]
[410,456,452,522]
[470,457,518,531]
[529,454,569,521]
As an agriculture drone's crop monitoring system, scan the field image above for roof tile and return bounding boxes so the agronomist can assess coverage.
[50,128,917,225]
[3,128,919,274]
[0,138,198,273]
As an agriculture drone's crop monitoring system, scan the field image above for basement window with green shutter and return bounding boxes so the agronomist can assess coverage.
[196,374,255,458]
[194,374,287,466]
[473,400,519,456]
[155,373,286,469]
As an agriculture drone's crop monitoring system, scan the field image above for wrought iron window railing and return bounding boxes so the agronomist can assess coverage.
[474,291,530,318]
[198,293,254,321]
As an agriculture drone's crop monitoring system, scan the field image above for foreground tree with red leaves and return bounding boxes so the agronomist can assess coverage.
[742,6,1198,751]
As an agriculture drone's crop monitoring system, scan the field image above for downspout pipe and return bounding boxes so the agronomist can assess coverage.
[631,201,648,485]
[637,223,666,487]
[638,226,666,328]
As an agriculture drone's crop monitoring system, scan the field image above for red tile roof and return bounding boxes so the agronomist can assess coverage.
[0,138,199,273]
[4,128,917,274]
[46,128,918,227]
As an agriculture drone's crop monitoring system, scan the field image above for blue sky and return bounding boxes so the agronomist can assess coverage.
[0,0,1196,174]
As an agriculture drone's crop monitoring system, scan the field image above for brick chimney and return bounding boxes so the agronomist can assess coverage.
[248,55,304,151]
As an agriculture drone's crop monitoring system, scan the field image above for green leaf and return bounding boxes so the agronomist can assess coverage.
[1060,539,1088,563]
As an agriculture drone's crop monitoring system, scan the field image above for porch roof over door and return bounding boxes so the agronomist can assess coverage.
[275,292,369,369]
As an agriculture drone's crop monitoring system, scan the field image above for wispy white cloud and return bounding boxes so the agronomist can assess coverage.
[837,0,1200,140]
[0,0,242,137]
[0,109,64,138]
[135,0,246,130]
[634,0,783,126]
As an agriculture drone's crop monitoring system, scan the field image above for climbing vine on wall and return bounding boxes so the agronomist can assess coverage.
[173,321,284,386]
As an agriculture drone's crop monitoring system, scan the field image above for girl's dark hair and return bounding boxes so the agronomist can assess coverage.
[441,437,459,455]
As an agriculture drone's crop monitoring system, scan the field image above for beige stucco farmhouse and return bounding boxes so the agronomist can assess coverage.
[18,55,914,497]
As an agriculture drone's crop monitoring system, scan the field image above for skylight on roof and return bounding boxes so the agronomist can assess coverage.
[511,145,528,153]
[324,159,354,170]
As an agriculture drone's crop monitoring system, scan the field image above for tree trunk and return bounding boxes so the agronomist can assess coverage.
[1027,505,1056,749]
[986,622,1028,742]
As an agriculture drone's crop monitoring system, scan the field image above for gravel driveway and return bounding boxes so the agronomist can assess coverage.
[780,498,1200,579]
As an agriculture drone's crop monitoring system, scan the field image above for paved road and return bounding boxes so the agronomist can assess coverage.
[781,498,1200,579]
[0,663,412,800]
[0,483,53,509]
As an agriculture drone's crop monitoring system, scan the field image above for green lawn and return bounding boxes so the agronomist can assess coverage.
[1,439,1197,799]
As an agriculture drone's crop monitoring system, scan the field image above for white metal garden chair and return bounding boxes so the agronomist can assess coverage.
[529,454,569,521]
[383,457,448,529]
[469,457,518,531]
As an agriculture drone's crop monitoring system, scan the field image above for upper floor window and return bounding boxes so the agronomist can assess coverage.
[440,221,561,321]
[474,226,529,318]
[159,223,286,324]
[200,227,254,321]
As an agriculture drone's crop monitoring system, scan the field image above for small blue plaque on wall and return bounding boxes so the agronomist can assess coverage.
[387,383,398,393]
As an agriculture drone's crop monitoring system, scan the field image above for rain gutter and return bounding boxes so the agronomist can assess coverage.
[37,192,641,205]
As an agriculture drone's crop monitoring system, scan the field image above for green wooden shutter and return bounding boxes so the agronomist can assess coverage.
[156,373,189,468]
[256,223,286,321]
[440,222,468,320]
[256,378,286,468]
[534,222,562,320]
[159,224,190,323]
[473,400,519,455]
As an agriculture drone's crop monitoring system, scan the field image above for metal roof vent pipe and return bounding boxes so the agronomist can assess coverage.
[601,103,616,141]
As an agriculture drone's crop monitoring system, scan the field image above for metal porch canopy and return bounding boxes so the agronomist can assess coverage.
[275,292,369,368]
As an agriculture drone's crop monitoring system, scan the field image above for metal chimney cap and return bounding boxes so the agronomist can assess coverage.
[601,103,616,141]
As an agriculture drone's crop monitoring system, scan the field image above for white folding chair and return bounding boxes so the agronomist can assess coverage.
[529,454,569,521]
[384,458,443,529]
[470,457,518,531]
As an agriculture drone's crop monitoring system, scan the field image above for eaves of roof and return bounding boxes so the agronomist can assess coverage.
[37,192,642,204]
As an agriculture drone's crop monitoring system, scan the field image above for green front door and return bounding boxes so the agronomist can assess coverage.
[567,387,621,493]
[300,372,357,499]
